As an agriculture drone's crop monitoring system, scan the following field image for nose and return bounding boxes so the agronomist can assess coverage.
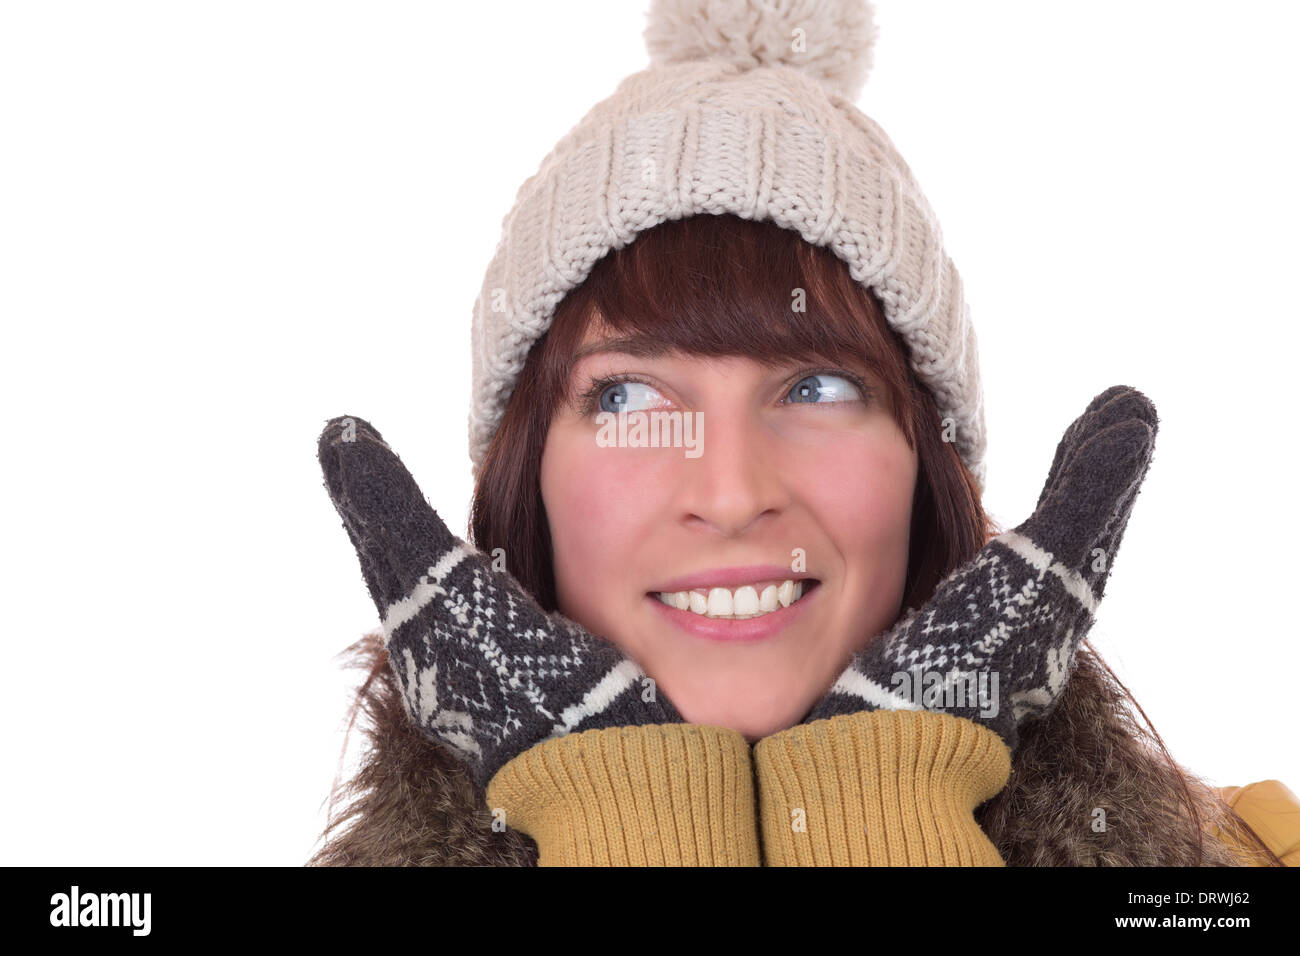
[674,404,791,538]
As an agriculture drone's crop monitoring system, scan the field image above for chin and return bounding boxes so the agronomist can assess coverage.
[675,695,807,742]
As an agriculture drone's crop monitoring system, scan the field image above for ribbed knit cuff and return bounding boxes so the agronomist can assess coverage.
[754,709,1011,866]
[485,723,760,866]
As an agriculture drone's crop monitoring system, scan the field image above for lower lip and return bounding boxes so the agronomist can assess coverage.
[645,582,820,643]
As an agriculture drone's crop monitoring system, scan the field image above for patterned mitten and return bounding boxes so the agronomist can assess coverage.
[318,415,683,791]
[804,385,1158,755]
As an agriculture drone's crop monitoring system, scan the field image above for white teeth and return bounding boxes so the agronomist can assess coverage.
[655,579,809,620]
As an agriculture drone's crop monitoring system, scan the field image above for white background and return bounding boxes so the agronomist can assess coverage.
[2,1,1296,865]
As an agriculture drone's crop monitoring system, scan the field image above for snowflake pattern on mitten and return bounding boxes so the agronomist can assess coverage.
[806,386,1159,755]
[319,416,682,792]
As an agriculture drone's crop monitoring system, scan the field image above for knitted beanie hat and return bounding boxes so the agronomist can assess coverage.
[469,0,987,492]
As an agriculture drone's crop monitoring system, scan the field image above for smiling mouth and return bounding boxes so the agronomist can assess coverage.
[648,579,821,620]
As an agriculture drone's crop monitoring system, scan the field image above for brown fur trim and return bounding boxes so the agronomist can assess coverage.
[306,632,536,866]
[976,644,1281,866]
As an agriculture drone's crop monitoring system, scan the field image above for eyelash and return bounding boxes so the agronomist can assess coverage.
[576,367,874,417]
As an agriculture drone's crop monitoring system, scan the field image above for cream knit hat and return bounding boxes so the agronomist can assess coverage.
[469,0,987,492]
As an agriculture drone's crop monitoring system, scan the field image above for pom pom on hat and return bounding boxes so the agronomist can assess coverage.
[644,0,878,100]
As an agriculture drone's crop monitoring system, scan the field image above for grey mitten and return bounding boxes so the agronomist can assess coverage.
[318,415,683,791]
[804,385,1158,754]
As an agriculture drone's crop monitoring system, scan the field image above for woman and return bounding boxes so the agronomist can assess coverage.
[309,0,1295,866]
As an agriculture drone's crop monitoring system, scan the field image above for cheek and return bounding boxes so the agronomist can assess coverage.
[540,428,671,629]
[800,422,916,581]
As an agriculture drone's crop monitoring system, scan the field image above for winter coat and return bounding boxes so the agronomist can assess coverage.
[309,632,1299,866]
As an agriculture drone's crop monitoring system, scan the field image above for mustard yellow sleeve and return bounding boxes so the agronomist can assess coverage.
[485,723,760,866]
[753,709,1011,866]
[1212,780,1300,866]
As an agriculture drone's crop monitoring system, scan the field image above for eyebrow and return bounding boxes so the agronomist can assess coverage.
[571,336,879,383]
[572,335,673,362]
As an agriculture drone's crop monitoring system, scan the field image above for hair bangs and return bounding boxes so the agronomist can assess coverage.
[534,214,918,439]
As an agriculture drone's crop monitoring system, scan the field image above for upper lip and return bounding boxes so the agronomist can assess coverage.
[647,565,819,594]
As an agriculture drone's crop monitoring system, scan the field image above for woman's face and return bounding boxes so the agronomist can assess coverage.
[539,324,918,741]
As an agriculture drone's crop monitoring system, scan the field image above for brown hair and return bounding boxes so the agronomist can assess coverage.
[462,212,1281,866]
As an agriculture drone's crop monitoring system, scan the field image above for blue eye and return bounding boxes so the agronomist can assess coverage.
[593,379,665,414]
[579,369,870,418]
[787,373,864,404]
